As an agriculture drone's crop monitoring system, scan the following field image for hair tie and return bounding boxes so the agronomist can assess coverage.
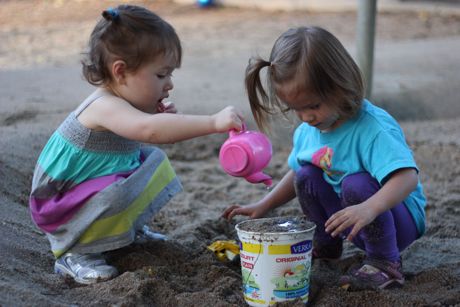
[102,7,120,21]
[261,60,271,67]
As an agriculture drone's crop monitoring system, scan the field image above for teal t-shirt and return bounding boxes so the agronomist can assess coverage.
[288,100,426,236]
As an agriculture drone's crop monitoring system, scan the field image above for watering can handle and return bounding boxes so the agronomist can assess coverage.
[229,122,247,137]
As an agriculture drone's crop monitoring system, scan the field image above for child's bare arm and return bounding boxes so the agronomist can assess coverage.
[325,168,418,241]
[81,96,244,144]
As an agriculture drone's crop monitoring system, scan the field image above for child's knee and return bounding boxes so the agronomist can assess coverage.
[341,172,379,205]
[295,164,323,187]
[141,146,166,159]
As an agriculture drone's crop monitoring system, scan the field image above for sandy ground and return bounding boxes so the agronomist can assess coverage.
[1,1,460,306]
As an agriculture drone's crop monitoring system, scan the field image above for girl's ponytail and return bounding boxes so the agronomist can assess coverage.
[245,58,272,133]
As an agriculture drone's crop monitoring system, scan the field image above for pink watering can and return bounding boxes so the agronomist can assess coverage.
[219,124,273,186]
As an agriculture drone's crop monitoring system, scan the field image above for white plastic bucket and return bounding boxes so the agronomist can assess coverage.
[235,216,316,306]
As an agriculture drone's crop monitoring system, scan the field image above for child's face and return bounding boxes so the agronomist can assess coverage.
[123,55,176,114]
[276,84,342,132]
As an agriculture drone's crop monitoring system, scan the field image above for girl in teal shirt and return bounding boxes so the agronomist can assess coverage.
[223,26,426,291]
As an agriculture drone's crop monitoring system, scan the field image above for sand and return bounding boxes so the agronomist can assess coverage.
[236,216,315,233]
[1,1,459,306]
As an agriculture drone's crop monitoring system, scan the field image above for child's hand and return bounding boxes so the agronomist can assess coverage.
[212,106,244,133]
[324,203,378,241]
[222,202,268,221]
[157,101,177,113]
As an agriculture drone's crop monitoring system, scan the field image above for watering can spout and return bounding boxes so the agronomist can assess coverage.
[245,172,273,187]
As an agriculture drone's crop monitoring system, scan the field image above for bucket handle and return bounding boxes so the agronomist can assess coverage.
[241,240,263,288]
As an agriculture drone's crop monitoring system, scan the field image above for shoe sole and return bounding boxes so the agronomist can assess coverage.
[54,262,109,285]
[340,277,405,291]
[378,278,405,290]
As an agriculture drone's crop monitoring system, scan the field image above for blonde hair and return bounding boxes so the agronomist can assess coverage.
[246,26,364,132]
[82,5,182,86]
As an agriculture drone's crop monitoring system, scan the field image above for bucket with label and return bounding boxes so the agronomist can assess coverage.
[235,216,316,306]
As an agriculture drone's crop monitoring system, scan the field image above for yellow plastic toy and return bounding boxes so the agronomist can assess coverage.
[207,240,240,262]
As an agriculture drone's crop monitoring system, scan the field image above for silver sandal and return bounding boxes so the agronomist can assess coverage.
[54,252,118,284]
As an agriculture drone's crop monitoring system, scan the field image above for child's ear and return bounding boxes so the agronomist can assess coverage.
[112,60,127,85]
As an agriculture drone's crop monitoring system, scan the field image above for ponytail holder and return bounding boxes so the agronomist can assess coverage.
[102,7,119,21]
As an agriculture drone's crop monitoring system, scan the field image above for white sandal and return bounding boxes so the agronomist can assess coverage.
[54,253,118,284]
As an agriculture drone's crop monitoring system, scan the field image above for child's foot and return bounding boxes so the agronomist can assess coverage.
[339,258,404,290]
[312,239,343,260]
[54,253,118,285]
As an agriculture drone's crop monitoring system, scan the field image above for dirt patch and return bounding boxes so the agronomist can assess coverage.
[236,216,314,233]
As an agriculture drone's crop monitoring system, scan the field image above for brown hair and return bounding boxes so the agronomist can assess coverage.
[246,26,364,132]
[82,5,182,86]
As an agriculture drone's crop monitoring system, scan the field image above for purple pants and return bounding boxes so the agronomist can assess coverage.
[295,164,418,262]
